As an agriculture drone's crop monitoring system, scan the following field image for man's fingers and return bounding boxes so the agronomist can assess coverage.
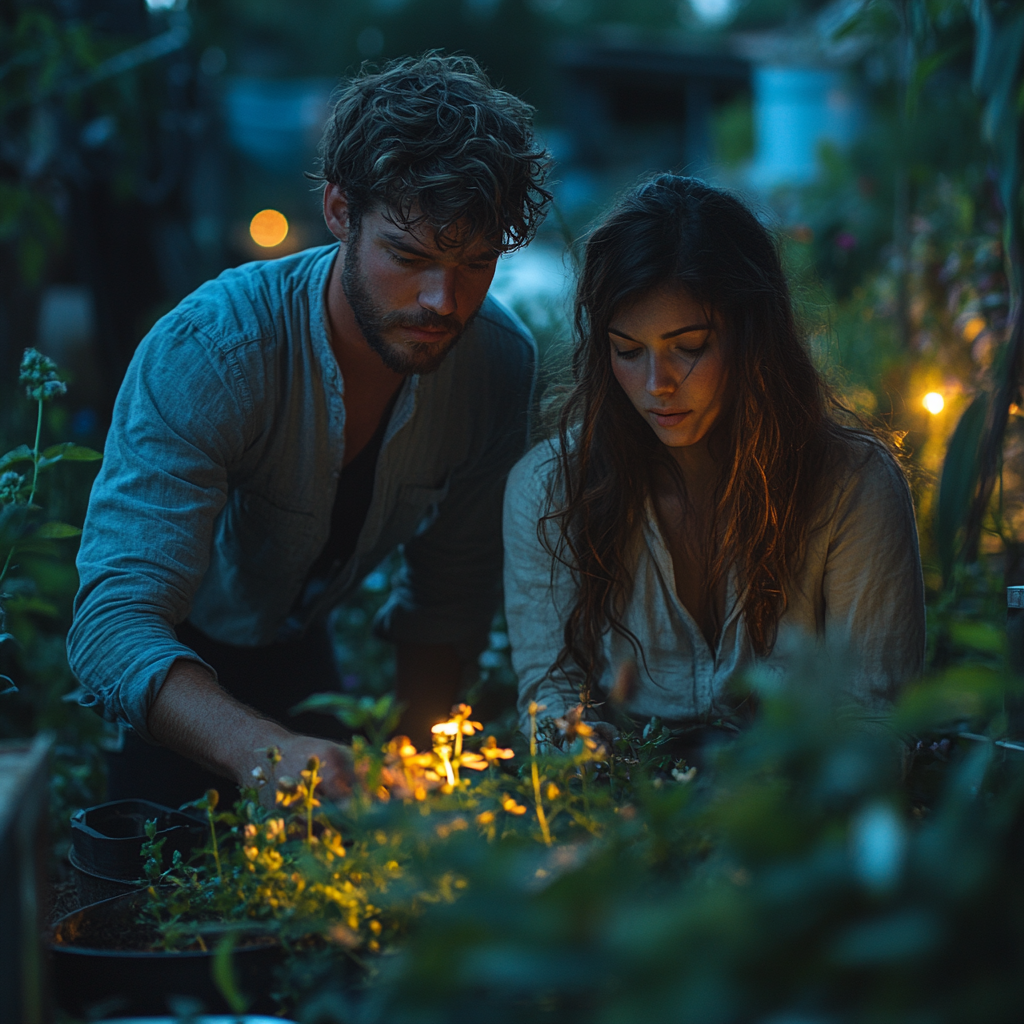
[317,745,356,797]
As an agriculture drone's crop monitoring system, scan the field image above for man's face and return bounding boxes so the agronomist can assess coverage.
[341,205,499,375]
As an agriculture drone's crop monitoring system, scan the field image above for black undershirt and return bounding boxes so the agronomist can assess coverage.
[307,395,397,582]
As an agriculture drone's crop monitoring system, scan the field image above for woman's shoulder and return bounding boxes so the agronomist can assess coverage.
[826,431,913,522]
[503,439,566,546]
[507,438,561,496]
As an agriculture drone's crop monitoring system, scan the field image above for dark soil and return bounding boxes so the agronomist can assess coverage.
[50,890,275,954]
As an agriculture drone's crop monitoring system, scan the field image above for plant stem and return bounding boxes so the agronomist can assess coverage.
[530,759,551,846]
[0,398,44,591]
[529,707,551,846]
[28,397,43,506]
[208,805,222,878]
[306,760,320,844]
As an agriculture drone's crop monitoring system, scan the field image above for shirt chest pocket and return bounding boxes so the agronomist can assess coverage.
[225,491,319,583]
[383,479,451,546]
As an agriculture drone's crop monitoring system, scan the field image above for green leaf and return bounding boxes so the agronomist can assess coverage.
[0,445,34,471]
[2,595,59,618]
[40,442,102,462]
[0,502,32,548]
[213,933,248,1015]
[949,621,1006,656]
[34,521,81,539]
[936,393,989,585]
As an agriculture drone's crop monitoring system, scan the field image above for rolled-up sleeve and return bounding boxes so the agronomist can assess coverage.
[821,445,926,703]
[67,320,251,741]
[374,326,535,661]
[503,443,586,729]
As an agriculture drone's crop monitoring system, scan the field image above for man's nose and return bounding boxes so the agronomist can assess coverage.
[418,267,458,317]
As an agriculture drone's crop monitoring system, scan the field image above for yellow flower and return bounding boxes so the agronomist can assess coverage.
[321,829,346,858]
[546,783,560,800]
[275,777,302,807]
[476,810,495,826]
[500,793,527,815]
[480,735,515,762]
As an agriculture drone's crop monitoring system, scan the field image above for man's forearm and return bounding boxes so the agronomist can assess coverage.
[147,659,290,785]
[395,641,464,747]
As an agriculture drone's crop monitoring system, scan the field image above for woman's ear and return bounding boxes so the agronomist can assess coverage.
[323,184,351,243]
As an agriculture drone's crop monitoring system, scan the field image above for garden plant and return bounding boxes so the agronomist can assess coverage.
[6,2,1024,1021]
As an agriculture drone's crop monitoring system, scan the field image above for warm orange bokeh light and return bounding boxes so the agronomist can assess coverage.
[250,209,289,248]
[962,316,986,343]
[923,392,945,415]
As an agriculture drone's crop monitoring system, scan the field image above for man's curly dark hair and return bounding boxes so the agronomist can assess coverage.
[312,52,553,253]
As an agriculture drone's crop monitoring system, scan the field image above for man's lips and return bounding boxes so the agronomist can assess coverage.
[649,409,691,427]
[399,324,455,343]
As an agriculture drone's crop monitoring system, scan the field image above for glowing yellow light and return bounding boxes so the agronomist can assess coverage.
[923,392,945,415]
[962,316,986,343]
[249,209,289,248]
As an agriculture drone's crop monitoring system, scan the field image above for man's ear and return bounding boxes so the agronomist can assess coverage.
[323,184,351,243]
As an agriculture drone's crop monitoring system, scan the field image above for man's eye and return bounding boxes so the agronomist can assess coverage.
[387,251,419,266]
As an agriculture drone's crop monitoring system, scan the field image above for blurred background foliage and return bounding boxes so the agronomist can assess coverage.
[4,0,1024,1016]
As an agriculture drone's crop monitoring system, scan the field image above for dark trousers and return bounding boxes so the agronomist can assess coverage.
[105,620,348,810]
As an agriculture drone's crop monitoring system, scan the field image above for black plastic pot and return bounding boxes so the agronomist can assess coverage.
[48,891,282,1017]
[70,799,206,903]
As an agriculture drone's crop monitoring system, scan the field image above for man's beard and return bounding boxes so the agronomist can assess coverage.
[342,248,476,375]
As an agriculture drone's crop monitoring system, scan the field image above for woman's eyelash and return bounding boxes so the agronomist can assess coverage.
[612,345,707,360]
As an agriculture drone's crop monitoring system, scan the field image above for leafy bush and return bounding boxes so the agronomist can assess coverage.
[0,349,106,855]
[124,641,1024,1023]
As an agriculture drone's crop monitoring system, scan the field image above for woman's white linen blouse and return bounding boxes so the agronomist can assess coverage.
[503,439,926,730]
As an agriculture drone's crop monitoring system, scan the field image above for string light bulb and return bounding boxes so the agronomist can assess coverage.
[250,209,289,248]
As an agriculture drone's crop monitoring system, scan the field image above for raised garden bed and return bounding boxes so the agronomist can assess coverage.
[49,889,282,1017]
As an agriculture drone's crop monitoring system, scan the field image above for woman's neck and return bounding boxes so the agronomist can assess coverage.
[663,433,722,499]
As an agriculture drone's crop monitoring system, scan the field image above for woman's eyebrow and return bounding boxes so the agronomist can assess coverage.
[661,323,711,339]
[608,323,710,342]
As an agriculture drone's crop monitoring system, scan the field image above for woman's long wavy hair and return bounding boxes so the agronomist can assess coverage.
[544,175,865,692]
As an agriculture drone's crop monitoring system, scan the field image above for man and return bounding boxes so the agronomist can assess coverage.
[67,54,551,808]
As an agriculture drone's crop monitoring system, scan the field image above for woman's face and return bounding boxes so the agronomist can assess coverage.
[609,285,730,449]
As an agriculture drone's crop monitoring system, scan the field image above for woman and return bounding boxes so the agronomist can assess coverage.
[504,175,925,742]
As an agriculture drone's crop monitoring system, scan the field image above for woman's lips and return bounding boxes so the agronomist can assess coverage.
[649,409,691,427]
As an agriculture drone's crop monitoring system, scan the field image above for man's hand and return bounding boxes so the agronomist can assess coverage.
[259,733,355,809]
[148,658,356,806]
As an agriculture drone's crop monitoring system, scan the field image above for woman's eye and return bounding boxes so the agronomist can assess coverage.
[677,344,708,359]
[613,348,642,361]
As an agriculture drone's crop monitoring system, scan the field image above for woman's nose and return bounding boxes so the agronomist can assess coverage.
[646,355,678,396]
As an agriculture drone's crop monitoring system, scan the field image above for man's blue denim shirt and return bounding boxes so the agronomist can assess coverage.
[67,243,536,741]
